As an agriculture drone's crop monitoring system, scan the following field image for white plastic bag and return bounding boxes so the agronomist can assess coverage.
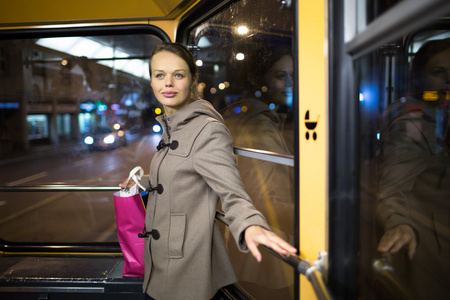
[120,166,146,196]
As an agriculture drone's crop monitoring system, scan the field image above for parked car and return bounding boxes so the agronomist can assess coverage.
[83,126,127,150]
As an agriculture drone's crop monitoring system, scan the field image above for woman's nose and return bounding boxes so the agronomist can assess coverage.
[285,75,293,87]
[165,77,174,86]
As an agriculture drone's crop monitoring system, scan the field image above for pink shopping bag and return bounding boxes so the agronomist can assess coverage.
[113,190,148,277]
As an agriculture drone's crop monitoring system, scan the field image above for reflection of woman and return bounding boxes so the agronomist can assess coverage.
[223,45,294,151]
[221,44,295,297]
[376,38,450,299]
[121,42,296,300]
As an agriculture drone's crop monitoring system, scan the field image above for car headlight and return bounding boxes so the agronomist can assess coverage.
[152,124,162,133]
[103,135,116,144]
[84,136,94,145]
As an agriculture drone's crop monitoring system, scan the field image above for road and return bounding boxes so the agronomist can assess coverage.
[0,133,160,244]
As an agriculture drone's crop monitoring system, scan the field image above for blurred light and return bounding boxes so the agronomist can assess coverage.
[61,59,68,66]
[286,90,293,108]
[423,91,439,101]
[261,86,268,93]
[155,107,162,115]
[255,91,262,98]
[359,92,364,102]
[103,135,115,144]
[111,104,120,110]
[214,64,219,72]
[218,83,226,90]
[241,106,248,112]
[196,60,203,67]
[84,136,94,145]
[210,87,217,94]
[224,81,230,88]
[236,53,245,61]
[198,36,212,48]
[269,103,276,110]
[113,123,121,130]
[80,102,95,112]
[0,102,19,109]
[152,124,162,133]
[36,37,150,79]
[234,107,241,113]
[377,133,381,140]
[118,130,124,137]
[237,26,249,34]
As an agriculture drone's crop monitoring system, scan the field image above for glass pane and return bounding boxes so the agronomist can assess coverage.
[187,0,295,299]
[0,31,164,244]
[357,21,450,300]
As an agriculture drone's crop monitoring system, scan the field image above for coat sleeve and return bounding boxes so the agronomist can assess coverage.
[376,116,427,237]
[192,121,270,251]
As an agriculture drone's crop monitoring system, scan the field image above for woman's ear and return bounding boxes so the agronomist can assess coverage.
[193,73,199,86]
[191,74,198,91]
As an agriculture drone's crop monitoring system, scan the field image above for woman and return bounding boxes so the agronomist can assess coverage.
[121,42,296,300]
[376,38,450,299]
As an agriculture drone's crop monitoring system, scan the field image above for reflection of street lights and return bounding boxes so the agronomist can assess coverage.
[236,53,245,61]
[237,26,248,35]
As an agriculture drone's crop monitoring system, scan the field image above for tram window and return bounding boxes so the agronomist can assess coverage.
[0,30,165,244]
[187,0,295,299]
[356,19,450,300]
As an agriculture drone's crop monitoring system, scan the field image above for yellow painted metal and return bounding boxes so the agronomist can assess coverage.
[0,0,162,25]
[0,0,200,42]
[0,0,198,26]
[153,0,185,15]
[298,0,328,299]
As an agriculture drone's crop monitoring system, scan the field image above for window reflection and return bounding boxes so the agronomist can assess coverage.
[188,0,295,299]
[358,27,450,300]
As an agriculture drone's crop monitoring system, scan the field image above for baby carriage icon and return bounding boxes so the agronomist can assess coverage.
[305,110,319,140]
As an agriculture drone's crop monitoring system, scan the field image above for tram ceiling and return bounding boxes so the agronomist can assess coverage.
[0,0,197,26]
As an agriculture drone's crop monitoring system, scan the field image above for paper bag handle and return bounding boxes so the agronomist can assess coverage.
[126,166,146,191]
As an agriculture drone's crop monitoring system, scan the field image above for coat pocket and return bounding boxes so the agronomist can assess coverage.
[432,212,450,256]
[169,213,186,258]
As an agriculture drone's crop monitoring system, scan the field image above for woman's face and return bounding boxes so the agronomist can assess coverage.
[422,48,450,99]
[264,54,294,106]
[150,51,194,115]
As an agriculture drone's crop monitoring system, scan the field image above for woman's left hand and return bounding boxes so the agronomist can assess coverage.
[244,225,297,262]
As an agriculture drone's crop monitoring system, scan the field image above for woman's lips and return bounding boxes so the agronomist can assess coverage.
[163,91,177,98]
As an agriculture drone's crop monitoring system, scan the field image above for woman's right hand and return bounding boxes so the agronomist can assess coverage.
[119,178,136,189]
[377,224,417,260]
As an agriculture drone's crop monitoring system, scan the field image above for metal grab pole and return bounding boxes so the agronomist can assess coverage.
[305,266,333,300]
[215,211,333,300]
[0,185,121,192]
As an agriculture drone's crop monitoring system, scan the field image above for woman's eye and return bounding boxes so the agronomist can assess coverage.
[155,74,164,78]
[429,68,446,77]
[175,74,184,78]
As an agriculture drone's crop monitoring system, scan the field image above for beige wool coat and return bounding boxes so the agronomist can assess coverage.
[376,97,450,299]
[142,100,270,300]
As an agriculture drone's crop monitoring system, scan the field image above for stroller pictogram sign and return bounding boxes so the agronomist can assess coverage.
[305,110,319,140]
